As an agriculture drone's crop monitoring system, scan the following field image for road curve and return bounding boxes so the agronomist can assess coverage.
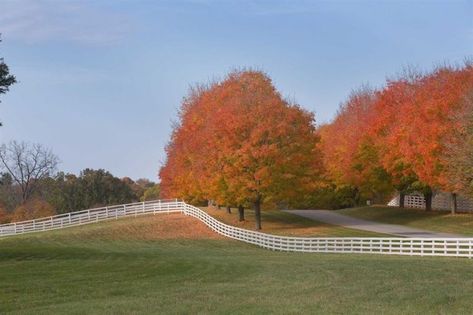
[284,210,462,238]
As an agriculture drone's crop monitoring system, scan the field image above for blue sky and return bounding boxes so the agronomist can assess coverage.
[0,0,471,181]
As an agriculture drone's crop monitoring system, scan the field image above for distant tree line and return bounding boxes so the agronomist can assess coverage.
[0,141,160,223]
[0,38,161,223]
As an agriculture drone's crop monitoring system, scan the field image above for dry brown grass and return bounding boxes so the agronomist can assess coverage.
[63,213,224,241]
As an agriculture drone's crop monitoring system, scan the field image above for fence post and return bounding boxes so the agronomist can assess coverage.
[14,223,17,234]
[142,201,145,215]
[469,240,472,259]
[69,212,71,224]
[106,207,109,218]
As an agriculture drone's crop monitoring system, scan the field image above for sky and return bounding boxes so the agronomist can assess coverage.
[0,0,471,181]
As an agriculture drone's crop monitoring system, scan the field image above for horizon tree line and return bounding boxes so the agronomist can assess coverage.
[0,141,160,223]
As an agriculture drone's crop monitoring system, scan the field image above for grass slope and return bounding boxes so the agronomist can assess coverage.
[203,207,387,237]
[339,206,473,236]
[1,214,473,314]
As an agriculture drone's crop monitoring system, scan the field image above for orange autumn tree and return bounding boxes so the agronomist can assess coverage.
[319,87,393,203]
[444,89,473,206]
[159,85,212,203]
[370,64,473,211]
[405,65,473,212]
[370,73,424,208]
[211,71,322,229]
[160,70,322,230]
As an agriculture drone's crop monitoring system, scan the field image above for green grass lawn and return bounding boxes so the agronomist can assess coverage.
[339,206,473,236]
[203,207,387,237]
[1,214,473,314]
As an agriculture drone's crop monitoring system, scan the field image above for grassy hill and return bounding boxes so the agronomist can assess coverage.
[338,206,473,236]
[1,213,473,314]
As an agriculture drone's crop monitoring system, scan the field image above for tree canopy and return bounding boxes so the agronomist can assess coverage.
[160,70,323,229]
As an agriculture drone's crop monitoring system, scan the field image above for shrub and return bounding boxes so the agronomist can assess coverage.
[12,199,56,222]
[289,184,363,210]
[0,205,11,224]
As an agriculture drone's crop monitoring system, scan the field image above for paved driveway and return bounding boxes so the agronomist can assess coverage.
[285,210,462,238]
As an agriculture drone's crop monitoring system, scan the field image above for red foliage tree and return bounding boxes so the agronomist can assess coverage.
[160,70,322,229]
[371,64,473,210]
[319,87,392,203]
[370,73,424,207]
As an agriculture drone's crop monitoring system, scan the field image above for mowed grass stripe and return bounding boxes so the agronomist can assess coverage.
[339,206,473,236]
[1,214,473,314]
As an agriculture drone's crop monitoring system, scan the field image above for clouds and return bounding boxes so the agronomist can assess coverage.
[0,0,132,45]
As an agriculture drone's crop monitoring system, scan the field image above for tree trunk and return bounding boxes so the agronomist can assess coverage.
[424,191,433,211]
[451,193,458,215]
[238,205,245,221]
[226,206,231,214]
[217,205,221,210]
[353,187,361,206]
[254,198,262,230]
[399,192,405,208]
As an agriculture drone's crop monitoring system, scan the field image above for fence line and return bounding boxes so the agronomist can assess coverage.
[1,200,472,258]
[388,192,473,212]
[0,199,182,237]
[181,203,473,258]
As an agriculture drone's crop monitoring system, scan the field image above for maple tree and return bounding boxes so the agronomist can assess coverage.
[319,87,393,204]
[159,85,212,204]
[320,63,473,211]
[443,88,473,212]
[160,70,322,229]
[369,73,426,208]
[161,62,473,216]
[372,65,473,210]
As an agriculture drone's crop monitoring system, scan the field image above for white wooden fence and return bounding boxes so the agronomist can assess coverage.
[388,192,473,212]
[1,200,472,258]
[0,199,182,237]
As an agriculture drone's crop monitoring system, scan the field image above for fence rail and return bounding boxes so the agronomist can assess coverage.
[1,200,472,258]
[388,192,473,212]
[0,199,182,237]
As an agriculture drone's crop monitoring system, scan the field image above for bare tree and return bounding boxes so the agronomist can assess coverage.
[0,141,59,203]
